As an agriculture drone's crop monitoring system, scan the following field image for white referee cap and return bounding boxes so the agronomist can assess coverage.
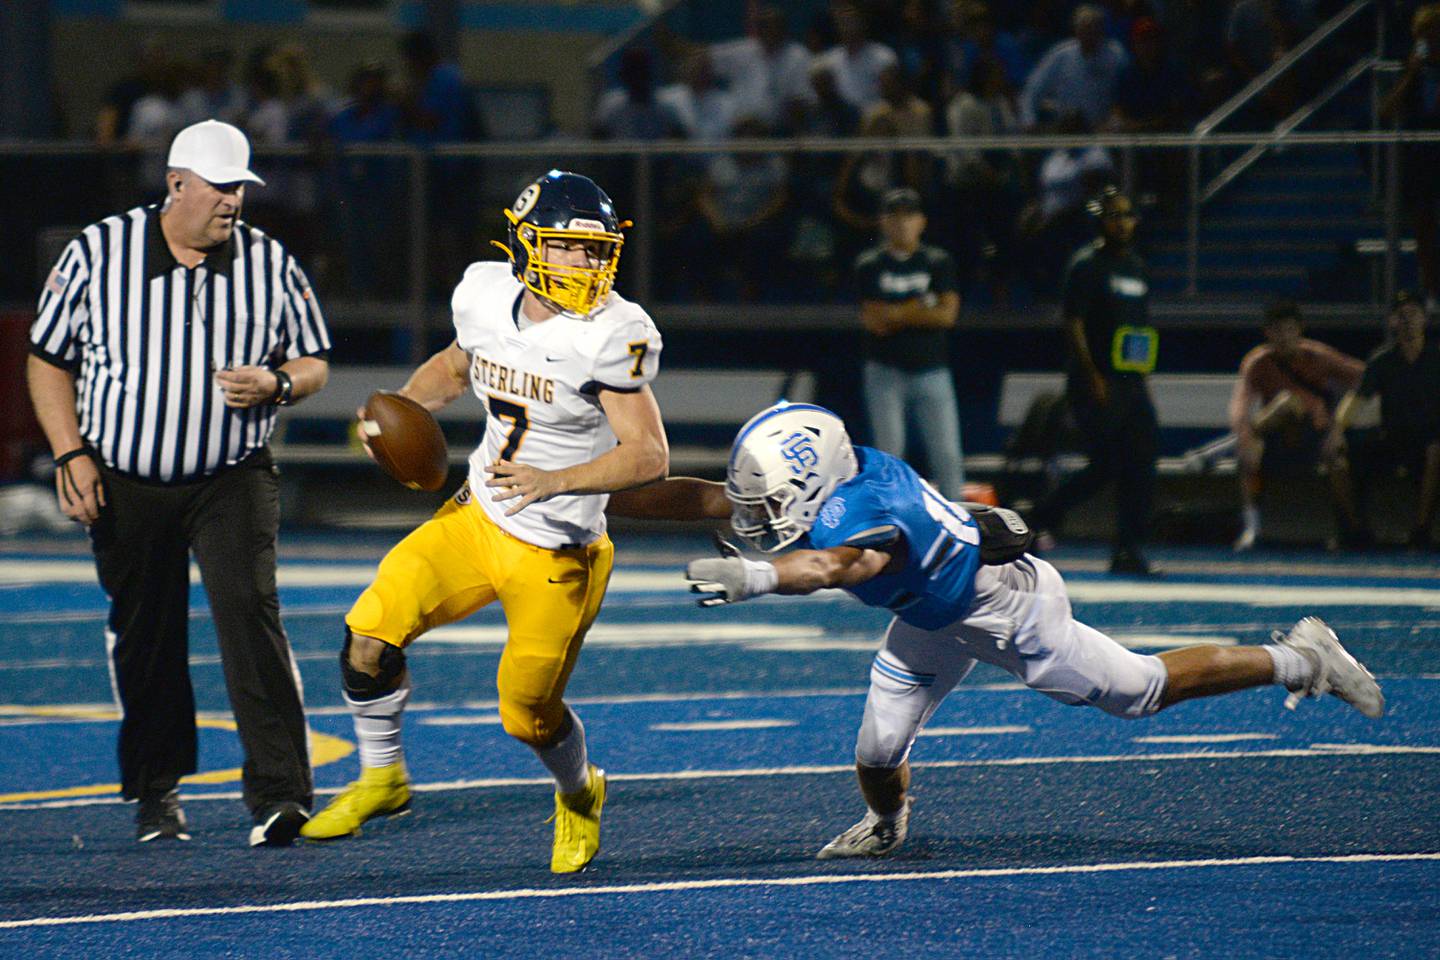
[167,120,265,187]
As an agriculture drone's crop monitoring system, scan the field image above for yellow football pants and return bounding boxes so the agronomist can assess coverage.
[345,486,614,747]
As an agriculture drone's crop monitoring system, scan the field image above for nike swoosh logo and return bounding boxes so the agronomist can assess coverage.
[547,576,581,584]
[545,355,564,362]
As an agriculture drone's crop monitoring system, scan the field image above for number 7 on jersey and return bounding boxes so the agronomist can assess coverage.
[487,395,529,459]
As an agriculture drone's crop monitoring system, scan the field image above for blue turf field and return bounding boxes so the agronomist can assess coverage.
[1,531,1438,958]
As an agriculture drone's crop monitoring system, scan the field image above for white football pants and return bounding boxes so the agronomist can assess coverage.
[856,555,1168,769]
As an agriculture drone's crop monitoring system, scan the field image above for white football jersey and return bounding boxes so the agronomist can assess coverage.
[452,262,662,549]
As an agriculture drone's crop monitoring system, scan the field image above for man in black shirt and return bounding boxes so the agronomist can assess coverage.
[855,188,966,499]
[1326,292,1440,548]
[1029,186,1159,575]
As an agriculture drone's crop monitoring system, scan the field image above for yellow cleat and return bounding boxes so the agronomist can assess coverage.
[300,763,411,840]
[549,764,606,874]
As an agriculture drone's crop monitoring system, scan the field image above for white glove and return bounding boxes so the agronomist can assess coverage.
[684,533,778,607]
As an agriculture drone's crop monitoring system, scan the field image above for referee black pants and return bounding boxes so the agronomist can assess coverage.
[89,449,313,815]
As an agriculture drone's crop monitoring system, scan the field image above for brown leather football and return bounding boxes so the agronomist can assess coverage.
[361,391,449,491]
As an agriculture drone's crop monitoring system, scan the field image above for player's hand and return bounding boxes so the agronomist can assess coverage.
[685,557,750,606]
[485,459,565,516]
[354,406,379,462]
[685,533,764,606]
[54,451,106,524]
[215,365,279,409]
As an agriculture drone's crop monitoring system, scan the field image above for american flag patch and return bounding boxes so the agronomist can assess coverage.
[44,268,69,297]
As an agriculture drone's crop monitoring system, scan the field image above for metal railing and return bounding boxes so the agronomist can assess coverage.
[5,128,1437,357]
[1185,0,1380,294]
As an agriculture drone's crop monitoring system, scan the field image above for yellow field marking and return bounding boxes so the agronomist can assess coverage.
[0,706,352,803]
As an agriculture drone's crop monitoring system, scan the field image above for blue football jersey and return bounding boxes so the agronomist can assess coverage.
[803,446,983,630]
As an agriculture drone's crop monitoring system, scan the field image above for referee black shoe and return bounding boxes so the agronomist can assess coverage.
[249,802,310,847]
[136,788,191,843]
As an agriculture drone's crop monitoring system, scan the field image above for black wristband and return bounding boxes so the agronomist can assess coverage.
[54,448,94,468]
[271,369,295,406]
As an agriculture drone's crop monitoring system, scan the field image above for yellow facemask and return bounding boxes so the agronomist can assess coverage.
[494,208,629,317]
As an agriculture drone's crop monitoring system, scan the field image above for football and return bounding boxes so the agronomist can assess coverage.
[360,391,449,491]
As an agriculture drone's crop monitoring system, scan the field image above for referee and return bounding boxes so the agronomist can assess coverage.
[26,120,330,846]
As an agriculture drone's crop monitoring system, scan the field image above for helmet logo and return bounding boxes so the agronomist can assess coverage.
[513,183,541,218]
[780,432,819,474]
[567,218,605,231]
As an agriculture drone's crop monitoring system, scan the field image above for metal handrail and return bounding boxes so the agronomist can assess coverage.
[1200,55,1378,205]
[1186,0,1380,294]
[1193,0,1372,137]
[5,129,1440,160]
[583,0,687,73]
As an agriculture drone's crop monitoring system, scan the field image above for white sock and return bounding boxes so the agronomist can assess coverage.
[345,679,410,770]
[534,706,590,795]
[1264,643,1316,691]
[1242,504,1260,536]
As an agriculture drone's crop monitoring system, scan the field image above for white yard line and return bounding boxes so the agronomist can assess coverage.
[2,852,1437,930]
[648,719,798,732]
[3,743,1435,811]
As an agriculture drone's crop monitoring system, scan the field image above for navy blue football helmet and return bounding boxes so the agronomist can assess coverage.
[493,170,629,316]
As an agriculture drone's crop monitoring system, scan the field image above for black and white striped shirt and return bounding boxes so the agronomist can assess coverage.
[30,204,331,482]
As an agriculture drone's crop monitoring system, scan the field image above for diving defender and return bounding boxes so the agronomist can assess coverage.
[611,402,1383,858]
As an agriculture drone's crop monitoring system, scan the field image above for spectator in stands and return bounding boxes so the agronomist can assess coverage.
[1028,185,1159,576]
[329,61,402,297]
[941,1,1029,100]
[1018,111,1115,290]
[592,48,686,140]
[398,31,475,146]
[1113,17,1196,211]
[701,5,816,132]
[833,110,934,263]
[398,31,481,295]
[238,52,293,238]
[885,0,947,111]
[96,40,168,147]
[696,116,791,301]
[1327,291,1440,549]
[863,62,936,225]
[1380,4,1440,314]
[945,54,1024,301]
[1228,299,1364,552]
[790,60,862,138]
[1226,0,1314,119]
[657,50,739,142]
[1113,18,1193,132]
[1020,4,1129,130]
[782,64,862,299]
[179,47,247,129]
[128,55,192,197]
[816,2,899,114]
[1157,0,1233,95]
[271,44,334,144]
[854,187,967,500]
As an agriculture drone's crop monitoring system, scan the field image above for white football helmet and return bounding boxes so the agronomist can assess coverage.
[726,402,859,552]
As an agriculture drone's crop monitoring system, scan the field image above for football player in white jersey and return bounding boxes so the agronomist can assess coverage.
[301,172,668,874]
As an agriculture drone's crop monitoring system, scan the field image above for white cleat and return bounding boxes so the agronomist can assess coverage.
[816,797,913,860]
[1233,527,1257,553]
[1275,617,1385,719]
